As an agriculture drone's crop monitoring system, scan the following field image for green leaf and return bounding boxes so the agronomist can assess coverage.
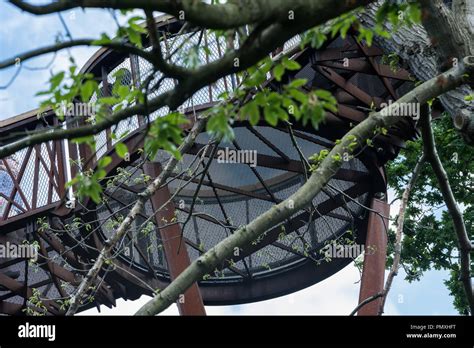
[99,96,121,105]
[129,22,147,34]
[288,79,308,89]
[364,30,374,47]
[464,94,474,102]
[282,57,300,71]
[94,169,107,180]
[273,64,285,81]
[241,101,260,126]
[322,101,338,113]
[116,143,128,159]
[289,89,308,104]
[50,71,65,90]
[310,29,327,49]
[315,89,334,101]
[92,33,112,45]
[116,85,130,99]
[98,156,112,168]
[244,69,267,87]
[206,111,233,142]
[127,28,142,48]
[35,90,52,97]
[89,188,102,204]
[73,135,95,145]
[146,112,188,159]
[263,106,278,126]
[311,105,325,129]
[407,3,421,24]
[259,57,273,74]
[275,106,289,122]
[81,80,97,102]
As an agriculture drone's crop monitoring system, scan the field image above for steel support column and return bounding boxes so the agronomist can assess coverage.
[357,197,389,315]
[143,162,206,316]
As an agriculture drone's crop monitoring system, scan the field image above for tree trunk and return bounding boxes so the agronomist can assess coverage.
[358,1,474,144]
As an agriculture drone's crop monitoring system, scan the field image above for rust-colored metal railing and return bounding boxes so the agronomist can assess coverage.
[0,113,67,226]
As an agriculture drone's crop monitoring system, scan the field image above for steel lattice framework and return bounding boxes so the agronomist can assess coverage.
[0,16,417,315]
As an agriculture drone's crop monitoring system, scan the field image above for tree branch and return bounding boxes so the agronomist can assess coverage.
[144,10,190,80]
[419,104,474,314]
[65,116,207,315]
[0,39,155,70]
[359,1,474,145]
[418,0,474,143]
[0,1,371,160]
[453,0,474,38]
[350,293,383,316]
[419,0,473,68]
[9,0,373,29]
[378,154,426,315]
[134,56,474,315]
[0,91,168,159]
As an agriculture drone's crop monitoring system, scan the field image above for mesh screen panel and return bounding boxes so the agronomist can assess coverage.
[95,124,370,282]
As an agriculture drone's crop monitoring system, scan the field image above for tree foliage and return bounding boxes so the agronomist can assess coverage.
[387,114,474,313]
[1,0,473,315]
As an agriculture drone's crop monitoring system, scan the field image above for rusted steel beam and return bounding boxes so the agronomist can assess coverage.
[276,127,335,148]
[0,273,63,315]
[0,301,23,315]
[336,104,367,123]
[357,197,389,315]
[0,192,26,217]
[354,39,398,100]
[43,140,63,201]
[67,123,81,180]
[36,228,82,270]
[101,66,113,153]
[0,204,58,231]
[335,90,362,105]
[315,65,383,107]
[3,156,31,211]
[314,45,383,62]
[32,146,40,209]
[143,162,206,316]
[170,173,279,202]
[0,278,52,302]
[314,59,412,81]
[54,118,68,199]
[37,146,59,204]
[33,234,70,298]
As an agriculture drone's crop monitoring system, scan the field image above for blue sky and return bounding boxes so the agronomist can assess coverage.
[0,2,127,120]
[0,1,459,315]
